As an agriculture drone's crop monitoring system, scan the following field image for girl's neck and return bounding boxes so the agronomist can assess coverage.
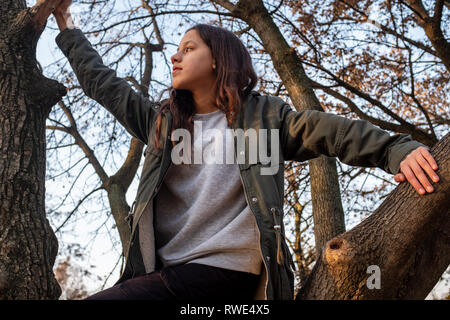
[191,87,219,114]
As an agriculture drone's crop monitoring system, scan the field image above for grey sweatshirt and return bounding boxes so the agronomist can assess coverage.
[152,109,263,275]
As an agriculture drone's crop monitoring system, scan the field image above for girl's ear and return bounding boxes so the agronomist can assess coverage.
[212,59,216,69]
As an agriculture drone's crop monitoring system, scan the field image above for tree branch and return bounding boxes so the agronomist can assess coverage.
[403,0,450,71]
[337,0,437,57]
[54,186,103,233]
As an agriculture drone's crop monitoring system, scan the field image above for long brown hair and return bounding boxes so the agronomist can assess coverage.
[154,23,258,150]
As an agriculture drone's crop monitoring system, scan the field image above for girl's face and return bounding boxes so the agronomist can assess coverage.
[170,29,216,91]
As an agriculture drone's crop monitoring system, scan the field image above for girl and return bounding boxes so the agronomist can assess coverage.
[52,1,439,300]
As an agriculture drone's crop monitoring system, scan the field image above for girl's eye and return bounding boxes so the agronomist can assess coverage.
[184,47,193,52]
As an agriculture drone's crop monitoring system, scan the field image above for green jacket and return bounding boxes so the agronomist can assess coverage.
[56,28,425,300]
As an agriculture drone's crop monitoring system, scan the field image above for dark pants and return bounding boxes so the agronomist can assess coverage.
[85,263,260,300]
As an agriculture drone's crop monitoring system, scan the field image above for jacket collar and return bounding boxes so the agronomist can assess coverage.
[231,90,260,130]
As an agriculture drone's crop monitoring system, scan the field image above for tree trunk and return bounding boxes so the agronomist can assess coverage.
[296,132,449,299]
[0,0,66,299]
[213,0,346,252]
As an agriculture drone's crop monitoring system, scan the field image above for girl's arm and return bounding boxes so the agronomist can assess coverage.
[53,10,158,145]
[53,3,74,31]
[279,104,439,195]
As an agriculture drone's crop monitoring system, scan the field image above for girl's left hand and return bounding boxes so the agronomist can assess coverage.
[394,146,439,195]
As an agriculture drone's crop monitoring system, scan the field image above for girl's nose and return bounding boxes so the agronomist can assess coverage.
[171,52,181,64]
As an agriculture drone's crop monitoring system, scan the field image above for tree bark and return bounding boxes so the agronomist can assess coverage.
[296,132,449,299]
[0,0,66,299]
[212,0,346,252]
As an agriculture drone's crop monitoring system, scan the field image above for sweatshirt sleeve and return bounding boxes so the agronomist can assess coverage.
[55,28,159,145]
[280,104,427,175]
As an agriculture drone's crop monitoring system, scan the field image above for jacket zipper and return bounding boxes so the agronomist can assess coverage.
[124,157,172,276]
[231,110,269,299]
[127,113,173,277]
[132,159,172,276]
[237,168,269,300]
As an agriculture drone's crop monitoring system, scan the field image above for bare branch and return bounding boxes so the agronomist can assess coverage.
[55,186,103,233]
[83,10,233,35]
[337,0,437,56]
